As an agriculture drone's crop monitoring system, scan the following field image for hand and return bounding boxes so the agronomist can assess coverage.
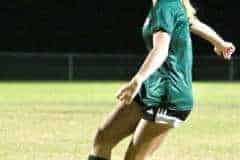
[116,78,142,105]
[214,41,236,60]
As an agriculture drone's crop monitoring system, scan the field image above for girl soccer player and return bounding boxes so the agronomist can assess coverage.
[87,0,236,159]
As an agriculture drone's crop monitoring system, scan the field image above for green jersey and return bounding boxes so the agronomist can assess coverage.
[138,0,193,111]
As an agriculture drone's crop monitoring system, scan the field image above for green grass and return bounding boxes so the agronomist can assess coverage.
[0,81,239,160]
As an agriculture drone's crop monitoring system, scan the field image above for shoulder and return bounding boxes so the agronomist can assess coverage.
[152,1,185,22]
[151,3,175,20]
[150,1,187,34]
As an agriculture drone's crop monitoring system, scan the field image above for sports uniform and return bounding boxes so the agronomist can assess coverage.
[135,0,193,127]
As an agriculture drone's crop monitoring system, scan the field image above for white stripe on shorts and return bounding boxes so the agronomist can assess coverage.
[155,109,183,128]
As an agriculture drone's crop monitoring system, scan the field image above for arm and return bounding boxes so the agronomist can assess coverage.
[117,31,171,105]
[191,18,225,49]
[190,18,235,59]
[133,31,170,83]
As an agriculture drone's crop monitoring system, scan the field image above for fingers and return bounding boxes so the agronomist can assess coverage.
[116,86,137,105]
[116,85,126,99]
[214,42,236,60]
[117,89,135,105]
[116,79,142,105]
[116,85,130,104]
[222,44,236,60]
[119,94,132,105]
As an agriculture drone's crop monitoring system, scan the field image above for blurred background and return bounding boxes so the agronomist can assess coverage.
[0,0,239,81]
[0,1,239,159]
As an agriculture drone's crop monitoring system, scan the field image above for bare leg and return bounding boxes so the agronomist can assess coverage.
[124,119,172,160]
[91,101,143,159]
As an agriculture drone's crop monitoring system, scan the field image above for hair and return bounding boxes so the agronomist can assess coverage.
[181,0,197,23]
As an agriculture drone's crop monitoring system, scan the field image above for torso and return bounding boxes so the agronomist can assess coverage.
[140,0,193,111]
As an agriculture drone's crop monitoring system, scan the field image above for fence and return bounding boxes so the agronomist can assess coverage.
[0,53,239,81]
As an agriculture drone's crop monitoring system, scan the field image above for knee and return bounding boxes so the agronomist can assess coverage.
[125,149,144,160]
[93,127,113,150]
[124,143,149,160]
[125,151,148,160]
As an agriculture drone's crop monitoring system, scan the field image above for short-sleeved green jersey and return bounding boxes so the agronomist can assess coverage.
[138,0,193,111]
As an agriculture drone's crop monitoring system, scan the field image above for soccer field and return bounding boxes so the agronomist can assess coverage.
[0,81,239,160]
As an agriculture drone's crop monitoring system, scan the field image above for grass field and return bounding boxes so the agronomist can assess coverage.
[0,81,239,160]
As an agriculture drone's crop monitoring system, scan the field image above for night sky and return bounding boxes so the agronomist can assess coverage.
[0,0,238,54]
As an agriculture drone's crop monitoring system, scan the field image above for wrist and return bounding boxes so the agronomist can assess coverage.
[132,74,144,85]
[213,39,225,50]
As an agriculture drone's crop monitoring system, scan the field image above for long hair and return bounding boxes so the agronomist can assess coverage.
[182,0,196,23]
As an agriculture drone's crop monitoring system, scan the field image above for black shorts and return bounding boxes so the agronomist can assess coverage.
[134,95,191,128]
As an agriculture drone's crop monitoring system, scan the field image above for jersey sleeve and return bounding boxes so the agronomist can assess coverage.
[150,7,175,35]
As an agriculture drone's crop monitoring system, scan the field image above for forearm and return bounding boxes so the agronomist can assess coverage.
[133,48,168,83]
[191,19,225,48]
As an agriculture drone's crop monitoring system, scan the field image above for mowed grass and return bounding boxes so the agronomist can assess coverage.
[0,81,239,160]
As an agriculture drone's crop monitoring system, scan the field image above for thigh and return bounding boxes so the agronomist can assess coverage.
[95,101,144,145]
[124,119,171,160]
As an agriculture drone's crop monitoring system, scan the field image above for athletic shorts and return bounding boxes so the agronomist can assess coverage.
[134,95,191,128]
